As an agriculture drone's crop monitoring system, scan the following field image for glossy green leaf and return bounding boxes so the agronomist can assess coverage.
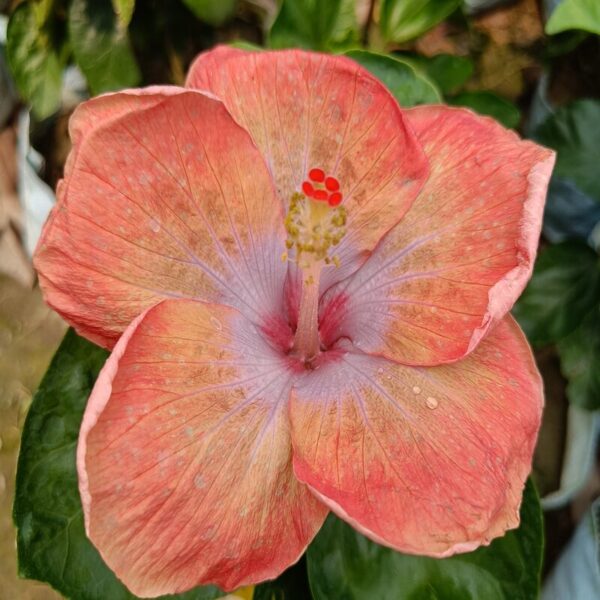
[535,100,600,201]
[346,50,441,106]
[69,0,141,95]
[6,1,63,119]
[181,0,237,26]
[447,91,521,129]
[557,307,600,410]
[513,242,600,346]
[112,0,136,28]
[307,479,542,600]
[253,556,312,600]
[546,0,600,36]
[408,52,473,95]
[380,0,462,44]
[13,329,221,600]
[269,0,358,51]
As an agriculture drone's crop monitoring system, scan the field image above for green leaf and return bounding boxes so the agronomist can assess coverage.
[112,0,136,28]
[13,329,222,600]
[69,0,141,96]
[228,40,262,51]
[535,100,600,201]
[546,0,600,36]
[345,50,441,107]
[254,556,312,600]
[6,1,63,120]
[557,307,600,410]
[181,0,237,27]
[513,241,600,346]
[407,53,473,95]
[34,0,56,27]
[307,479,542,600]
[380,0,462,44]
[269,0,358,51]
[447,91,521,129]
[545,29,589,58]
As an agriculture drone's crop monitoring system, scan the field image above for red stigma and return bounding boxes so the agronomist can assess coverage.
[329,192,343,206]
[309,168,325,182]
[325,176,340,191]
[302,181,314,196]
[302,167,344,207]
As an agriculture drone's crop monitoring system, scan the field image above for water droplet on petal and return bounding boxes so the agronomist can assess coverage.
[412,386,421,395]
[149,218,161,233]
[377,367,384,375]
[425,396,438,410]
[210,316,222,331]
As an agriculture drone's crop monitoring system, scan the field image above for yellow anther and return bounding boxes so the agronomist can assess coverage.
[284,192,347,269]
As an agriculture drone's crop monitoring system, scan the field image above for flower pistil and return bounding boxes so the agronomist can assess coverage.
[285,168,347,364]
[284,168,347,270]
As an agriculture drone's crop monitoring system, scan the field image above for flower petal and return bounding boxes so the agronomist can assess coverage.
[320,106,555,365]
[290,316,542,557]
[66,85,196,138]
[78,299,327,596]
[186,47,429,283]
[34,88,287,348]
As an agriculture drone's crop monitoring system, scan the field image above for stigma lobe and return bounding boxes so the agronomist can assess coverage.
[304,167,343,207]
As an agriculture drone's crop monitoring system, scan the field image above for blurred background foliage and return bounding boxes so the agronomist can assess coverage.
[1,0,600,599]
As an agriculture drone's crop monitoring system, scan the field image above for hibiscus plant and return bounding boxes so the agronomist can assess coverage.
[8,1,600,599]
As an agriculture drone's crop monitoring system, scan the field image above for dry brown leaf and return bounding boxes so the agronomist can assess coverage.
[473,0,543,48]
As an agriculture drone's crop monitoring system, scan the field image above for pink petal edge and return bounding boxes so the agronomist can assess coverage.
[468,145,556,353]
[77,308,151,530]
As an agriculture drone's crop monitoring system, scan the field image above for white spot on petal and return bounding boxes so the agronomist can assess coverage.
[425,396,438,410]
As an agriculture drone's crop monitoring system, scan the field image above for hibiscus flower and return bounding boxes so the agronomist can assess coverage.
[33,47,555,597]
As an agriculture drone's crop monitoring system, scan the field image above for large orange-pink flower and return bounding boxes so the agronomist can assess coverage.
[33,47,555,597]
